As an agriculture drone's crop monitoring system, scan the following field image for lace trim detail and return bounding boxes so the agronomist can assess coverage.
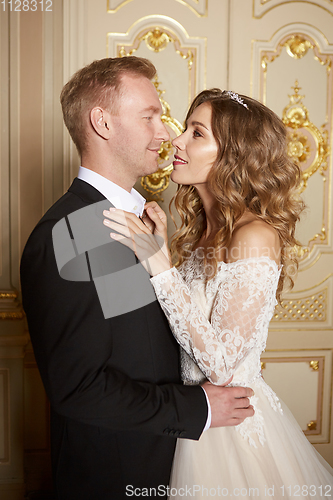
[236,395,265,447]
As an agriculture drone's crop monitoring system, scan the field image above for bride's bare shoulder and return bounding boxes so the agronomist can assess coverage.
[227,220,281,264]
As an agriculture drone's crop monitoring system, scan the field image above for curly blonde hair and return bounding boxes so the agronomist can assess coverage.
[170,89,305,301]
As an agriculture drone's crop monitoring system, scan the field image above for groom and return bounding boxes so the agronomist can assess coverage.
[20,57,254,499]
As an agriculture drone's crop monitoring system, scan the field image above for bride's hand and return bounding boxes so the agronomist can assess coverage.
[102,207,172,277]
[143,202,171,263]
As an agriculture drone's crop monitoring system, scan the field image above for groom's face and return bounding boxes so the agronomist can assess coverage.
[109,74,169,182]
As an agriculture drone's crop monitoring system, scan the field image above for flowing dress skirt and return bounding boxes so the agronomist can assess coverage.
[169,383,333,499]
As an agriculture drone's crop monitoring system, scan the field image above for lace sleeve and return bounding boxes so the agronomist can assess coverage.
[150,258,280,385]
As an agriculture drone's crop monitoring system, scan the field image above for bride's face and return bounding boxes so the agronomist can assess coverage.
[171,102,218,188]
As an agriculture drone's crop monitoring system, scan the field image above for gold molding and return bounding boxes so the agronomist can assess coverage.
[107,0,208,17]
[0,292,17,300]
[289,273,332,294]
[260,356,325,436]
[0,290,24,320]
[0,312,24,320]
[173,0,208,17]
[253,0,333,19]
[107,0,133,12]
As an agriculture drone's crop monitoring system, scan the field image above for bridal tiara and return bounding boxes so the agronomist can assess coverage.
[224,91,249,110]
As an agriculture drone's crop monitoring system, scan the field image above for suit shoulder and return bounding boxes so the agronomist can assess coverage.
[21,191,87,257]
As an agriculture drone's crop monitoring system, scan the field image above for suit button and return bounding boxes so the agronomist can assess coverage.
[163,428,170,435]
[169,430,176,436]
[179,431,186,437]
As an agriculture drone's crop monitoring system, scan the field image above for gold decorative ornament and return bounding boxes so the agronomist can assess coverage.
[261,361,266,370]
[145,28,170,52]
[307,420,317,431]
[283,81,330,192]
[272,289,327,322]
[0,292,18,300]
[118,27,194,71]
[0,311,25,320]
[280,80,330,258]
[140,77,183,201]
[309,360,320,371]
[0,290,24,320]
[285,35,313,59]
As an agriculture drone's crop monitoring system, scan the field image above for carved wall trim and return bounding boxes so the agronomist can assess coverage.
[252,24,333,269]
[253,0,333,18]
[107,0,208,17]
[107,15,206,100]
[252,23,333,103]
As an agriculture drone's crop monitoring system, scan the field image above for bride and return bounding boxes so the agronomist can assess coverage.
[103,89,333,498]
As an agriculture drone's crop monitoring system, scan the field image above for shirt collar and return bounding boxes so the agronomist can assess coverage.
[77,166,146,216]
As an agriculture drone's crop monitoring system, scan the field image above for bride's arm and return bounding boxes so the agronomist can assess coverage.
[150,257,280,385]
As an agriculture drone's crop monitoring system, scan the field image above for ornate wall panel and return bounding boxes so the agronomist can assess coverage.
[261,350,332,444]
[108,15,206,229]
[253,0,333,18]
[107,16,206,114]
[108,0,208,17]
[253,24,332,278]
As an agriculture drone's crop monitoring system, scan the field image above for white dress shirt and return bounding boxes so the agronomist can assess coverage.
[77,166,211,430]
[78,166,146,216]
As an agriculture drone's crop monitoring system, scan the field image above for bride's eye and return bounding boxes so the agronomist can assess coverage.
[193,129,203,138]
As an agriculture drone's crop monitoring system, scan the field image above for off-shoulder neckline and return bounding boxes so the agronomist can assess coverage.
[187,252,282,271]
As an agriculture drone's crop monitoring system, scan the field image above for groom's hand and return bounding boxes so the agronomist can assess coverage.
[202,381,255,427]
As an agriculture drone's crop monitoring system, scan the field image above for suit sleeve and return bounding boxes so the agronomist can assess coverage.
[20,218,207,440]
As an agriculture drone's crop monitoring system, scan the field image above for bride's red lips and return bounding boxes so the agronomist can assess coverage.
[173,155,188,165]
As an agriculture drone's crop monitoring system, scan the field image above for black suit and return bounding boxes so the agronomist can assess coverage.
[20,178,207,499]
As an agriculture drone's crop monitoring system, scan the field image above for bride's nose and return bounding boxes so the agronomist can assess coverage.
[172,134,185,150]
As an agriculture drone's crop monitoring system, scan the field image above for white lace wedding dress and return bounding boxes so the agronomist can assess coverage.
[151,254,333,499]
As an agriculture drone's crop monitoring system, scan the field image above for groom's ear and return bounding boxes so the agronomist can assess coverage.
[90,107,111,140]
